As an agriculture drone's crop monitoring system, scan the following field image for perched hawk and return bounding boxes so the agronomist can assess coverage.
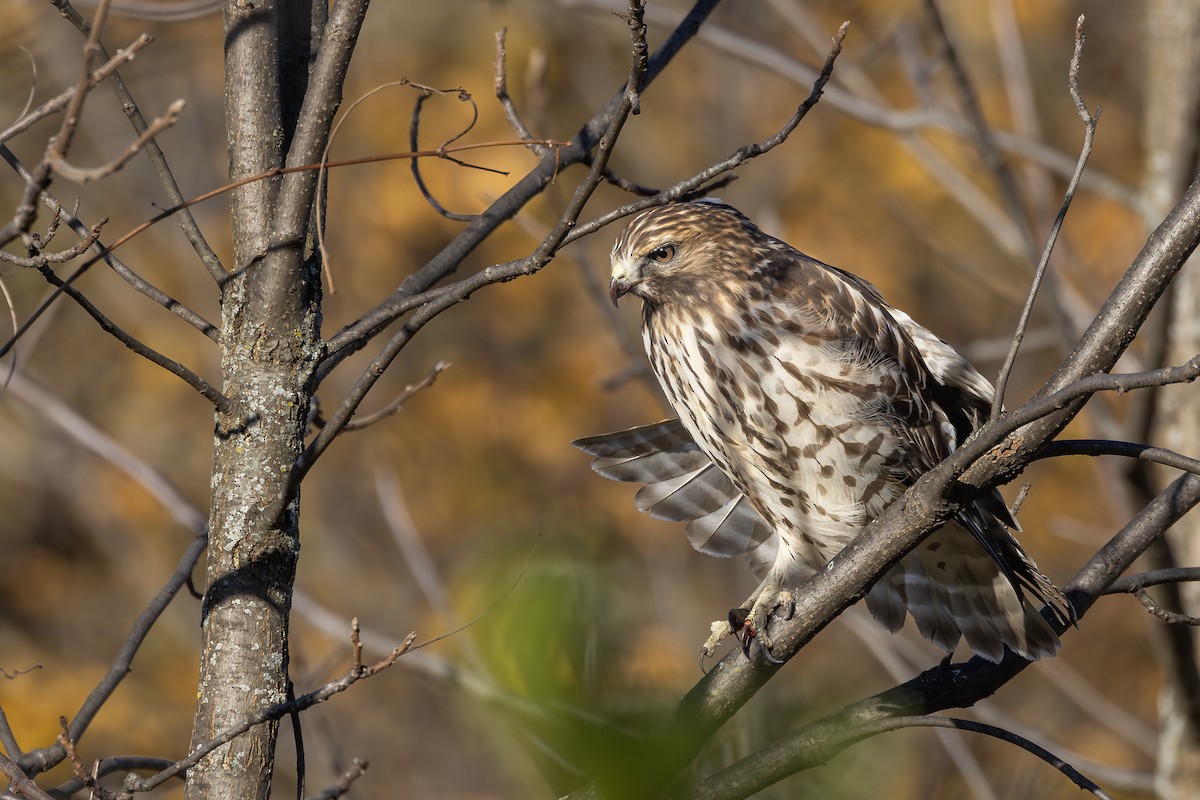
[574,200,1072,663]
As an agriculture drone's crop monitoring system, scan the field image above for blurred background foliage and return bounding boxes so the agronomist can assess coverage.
[0,0,1168,797]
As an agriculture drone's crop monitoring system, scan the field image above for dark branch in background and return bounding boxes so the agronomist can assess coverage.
[273,0,656,523]
[15,532,208,779]
[317,0,724,370]
[685,715,1113,800]
[124,628,416,794]
[1036,438,1200,476]
[992,16,1099,418]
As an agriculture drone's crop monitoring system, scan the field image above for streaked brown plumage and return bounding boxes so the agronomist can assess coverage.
[574,200,1072,663]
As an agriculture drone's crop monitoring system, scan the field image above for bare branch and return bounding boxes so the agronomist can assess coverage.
[26,264,234,413]
[318,0,725,370]
[15,532,208,778]
[311,360,449,432]
[0,145,220,340]
[307,758,369,800]
[992,15,1099,418]
[0,34,153,145]
[45,756,176,798]
[494,27,541,149]
[686,715,1113,800]
[124,632,417,794]
[0,751,55,800]
[1109,568,1200,594]
[1132,588,1200,626]
[1035,439,1200,476]
[48,99,186,184]
[408,85,482,221]
[280,0,660,521]
[0,214,104,267]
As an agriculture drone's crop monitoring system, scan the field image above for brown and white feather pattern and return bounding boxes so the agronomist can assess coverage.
[575,200,1072,662]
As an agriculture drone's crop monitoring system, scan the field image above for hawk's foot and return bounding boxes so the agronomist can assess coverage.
[698,586,795,668]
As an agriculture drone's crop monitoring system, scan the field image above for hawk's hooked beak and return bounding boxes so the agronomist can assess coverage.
[609,276,629,307]
[609,259,638,306]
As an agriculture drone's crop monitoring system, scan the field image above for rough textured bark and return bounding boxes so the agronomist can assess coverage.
[185,2,323,797]
[1139,3,1200,798]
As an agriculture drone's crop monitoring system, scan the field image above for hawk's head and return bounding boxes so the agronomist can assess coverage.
[608,200,766,307]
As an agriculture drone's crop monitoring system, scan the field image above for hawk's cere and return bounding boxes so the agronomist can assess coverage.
[574,200,1073,663]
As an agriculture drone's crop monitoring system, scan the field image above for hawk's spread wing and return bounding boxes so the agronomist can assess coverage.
[573,419,772,557]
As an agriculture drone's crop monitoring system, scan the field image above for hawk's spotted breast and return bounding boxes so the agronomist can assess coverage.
[574,200,1073,662]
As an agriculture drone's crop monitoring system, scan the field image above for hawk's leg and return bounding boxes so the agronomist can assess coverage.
[701,580,795,663]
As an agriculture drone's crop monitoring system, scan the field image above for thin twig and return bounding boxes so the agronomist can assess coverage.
[29,264,234,413]
[124,632,417,793]
[0,34,153,145]
[494,27,541,150]
[49,99,186,184]
[275,1,658,521]
[317,0,725,371]
[1108,568,1200,594]
[0,215,103,267]
[311,360,449,432]
[992,16,1099,418]
[0,144,219,339]
[0,751,55,800]
[15,532,208,778]
[408,85,481,221]
[1132,588,1200,626]
[307,758,369,800]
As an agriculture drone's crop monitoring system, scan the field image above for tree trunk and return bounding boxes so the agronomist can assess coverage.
[1140,2,1200,797]
[186,2,322,797]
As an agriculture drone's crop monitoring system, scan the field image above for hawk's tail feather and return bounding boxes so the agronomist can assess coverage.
[864,522,1062,662]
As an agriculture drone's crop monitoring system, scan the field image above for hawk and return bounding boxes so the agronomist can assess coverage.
[574,200,1072,663]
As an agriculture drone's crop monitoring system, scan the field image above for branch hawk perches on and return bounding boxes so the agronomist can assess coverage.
[574,200,1072,664]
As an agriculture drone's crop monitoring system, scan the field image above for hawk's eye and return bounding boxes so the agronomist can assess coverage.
[648,244,676,263]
